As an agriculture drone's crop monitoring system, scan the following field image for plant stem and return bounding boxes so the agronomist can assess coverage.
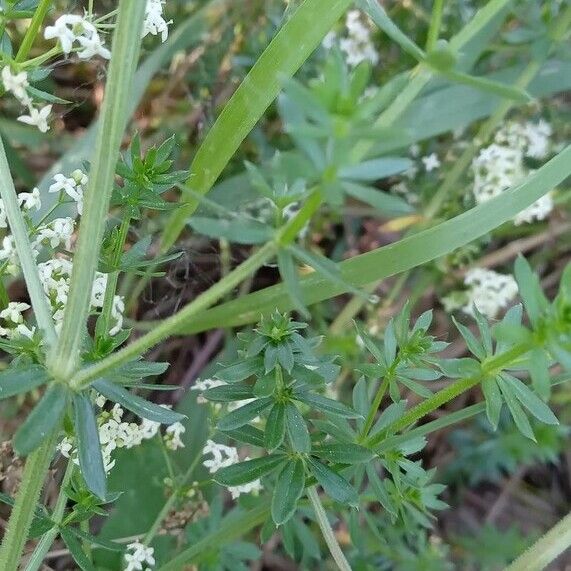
[505,510,571,571]
[15,0,53,63]
[25,461,75,571]
[48,0,146,381]
[0,430,59,571]
[97,215,131,336]
[307,486,352,571]
[0,136,57,348]
[425,0,445,50]
[69,241,278,390]
[359,374,391,440]
[367,342,533,448]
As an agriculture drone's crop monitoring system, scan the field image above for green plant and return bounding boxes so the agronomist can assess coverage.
[0,0,570,570]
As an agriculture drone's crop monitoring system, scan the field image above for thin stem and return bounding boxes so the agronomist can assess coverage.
[505,510,571,571]
[15,0,53,62]
[25,461,75,571]
[307,486,352,571]
[425,0,445,50]
[0,430,59,571]
[0,136,57,347]
[359,374,391,440]
[48,0,146,380]
[70,241,278,390]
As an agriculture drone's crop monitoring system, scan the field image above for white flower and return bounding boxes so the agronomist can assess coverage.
[124,542,155,571]
[202,439,240,473]
[0,302,30,324]
[18,104,52,133]
[139,417,161,440]
[422,153,441,172]
[228,478,263,500]
[0,236,19,272]
[1,66,31,105]
[462,268,518,319]
[164,422,185,450]
[143,0,172,43]
[48,170,86,214]
[514,192,554,225]
[76,33,111,60]
[109,295,125,336]
[57,437,74,458]
[18,188,41,211]
[44,15,110,60]
[34,217,75,250]
[338,10,379,67]
[191,378,226,404]
[322,31,337,50]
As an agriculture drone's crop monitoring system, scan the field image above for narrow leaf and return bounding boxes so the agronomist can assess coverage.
[93,379,185,424]
[14,384,67,456]
[307,457,358,506]
[217,397,273,431]
[265,403,286,451]
[502,374,558,425]
[293,391,361,418]
[73,393,107,500]
[271,459,306,525]
[312,443,374,464]
[60,528,96,571]
[214,454,285,486]
[0,365,50,400]
[285,403,310,453]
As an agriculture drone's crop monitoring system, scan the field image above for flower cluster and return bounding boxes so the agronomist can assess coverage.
[1,67,52,133]
[323,10,379,67]
[442,267,518,319]
[472,120,554,225]
[59,398,185,474]
[0,302,34,339]
[48,169,87,215]
[124,541,155,571]
[202,440,263,500]
[143,0,172,43]
[44,15,110,59]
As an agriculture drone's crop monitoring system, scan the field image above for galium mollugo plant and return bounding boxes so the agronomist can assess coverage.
[0,0,570,570]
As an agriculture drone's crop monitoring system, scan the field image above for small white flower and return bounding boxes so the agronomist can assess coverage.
[463,268,518,319]
[202,439,240,473]
[337,10,379,67]
[164,422,185,450]
[76,33,111,60]
[44,14,85,55]
[422,153,441,172]
[0,301,30,324]
[143,0,172,43]
[18,104,52,133]
[228,478,263,500]
[124,542,155,571]
[191,378,226,404]
[1,66,31,105]
[18,188,41,211]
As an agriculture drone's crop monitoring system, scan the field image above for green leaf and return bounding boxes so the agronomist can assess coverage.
[265,403,286,451]
[312,443,374,464]
[222,425,266,448]
[481,376,502,429]
[502,374,558,425]
[217,397,273,431]
[440,69,531,102]
[357,0,426,62]
[203,384,255,402]
[289,244,369,301]
[188,216,274,244]
[73,393,107,500]
[498,378,535,441]
[271,459,306,525]
[214,454,285,486]
[452,317,485,360]
[294,391,361,418]
[179,146,571,334]
[14,384,68,456]
[0,365,50,400]
[285,403,311,453]
[277,250,309,317]
[514,256,549,327]
[307,457,358,506]
[528,348,551,400]
[93,379,185,424]
[343,181,413,215]
[108,360,169,380]
[216,359,261,382]
[60,528,96,571]
[164,0,354,251]
[339,158,413,182]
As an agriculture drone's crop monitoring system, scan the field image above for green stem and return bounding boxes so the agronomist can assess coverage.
[15,0,53,62]
[97,215,131,337]
[25,461,75,571]
[0,136,57,347]
[359,374,391,440]
[0,430,59,571]
[367,342,533,448]
[48,0,146,380]
[505,511,571,571]
[425,0,445,50]
[307,486,352,571]
[69,241,278,390]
